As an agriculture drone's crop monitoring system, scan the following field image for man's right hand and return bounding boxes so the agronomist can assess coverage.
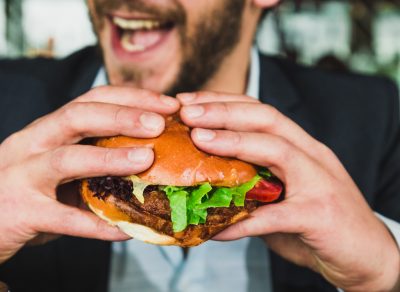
[0,86,180,264]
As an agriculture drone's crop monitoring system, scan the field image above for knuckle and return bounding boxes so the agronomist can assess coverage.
[218,102,233,127]
[138,88,159,99]
[262,105,280,128]
[59,103,83,129]
[113,107,141,132]
[112,106,126,127]
[191,91,207,99]
[1,131,22,150]
[232,132,244,153]
[235,220,251,237]
[101,148,116,166]
[59,103,91,137]
[316,142,335,158]
[85,86,108,100]
[53,208,75,232]
[220,102,231,115]
[49,147,70,175]
[271,138,292,162]
[315,142,345,172]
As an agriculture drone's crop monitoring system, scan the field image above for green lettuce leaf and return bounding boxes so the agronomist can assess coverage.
[195,188,233,210]
[259,169,273,178]
[232,175,262,206]
[188,183,212,208]
[163,175,263,233]
[187,183,212,225]
[188,208,207,225]
[164,186,188,232]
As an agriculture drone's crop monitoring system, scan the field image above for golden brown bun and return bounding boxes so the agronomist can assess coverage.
[96,116,257,187]
[80,116,258,246]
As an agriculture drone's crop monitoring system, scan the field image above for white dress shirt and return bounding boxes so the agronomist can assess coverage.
[92,48,400,292]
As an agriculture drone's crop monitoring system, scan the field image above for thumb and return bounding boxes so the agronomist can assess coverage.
[213,202,301,241]
[33,199,129,241]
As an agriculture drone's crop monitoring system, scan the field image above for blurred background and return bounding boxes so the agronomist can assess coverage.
[0,0,399,86]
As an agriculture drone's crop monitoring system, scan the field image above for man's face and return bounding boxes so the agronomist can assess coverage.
[88,0,246,95]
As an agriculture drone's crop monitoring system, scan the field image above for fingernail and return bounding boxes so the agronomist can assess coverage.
[128,148,152,164]
[177,93,196,103]
[160,95,178,107]
[195,129,216,142]
[182,105,204,118]
[140,112,164,131]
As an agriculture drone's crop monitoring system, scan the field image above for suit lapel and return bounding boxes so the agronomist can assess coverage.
[54,47,112,292]
[258,54,331,291]
[67,47,103,101]
[258,54,315,136]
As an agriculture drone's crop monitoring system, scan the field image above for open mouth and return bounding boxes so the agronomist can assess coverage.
[110,15,175,57]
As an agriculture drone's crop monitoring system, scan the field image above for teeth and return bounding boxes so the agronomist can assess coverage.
[120,32,145,52]
[113,16,161,30]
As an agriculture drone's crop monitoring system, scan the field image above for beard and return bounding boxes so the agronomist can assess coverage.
[89,0,246,95]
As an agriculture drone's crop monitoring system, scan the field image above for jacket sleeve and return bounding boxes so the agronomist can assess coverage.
[372,78,400,223]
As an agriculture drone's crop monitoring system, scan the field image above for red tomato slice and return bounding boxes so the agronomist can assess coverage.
[246,179,283,203]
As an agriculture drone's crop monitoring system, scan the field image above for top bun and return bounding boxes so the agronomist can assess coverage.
[96,116,257,186]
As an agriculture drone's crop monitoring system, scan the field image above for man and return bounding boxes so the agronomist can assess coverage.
[0,0,399,291]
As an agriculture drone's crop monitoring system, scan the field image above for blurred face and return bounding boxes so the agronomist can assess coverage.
[88,0,246,95]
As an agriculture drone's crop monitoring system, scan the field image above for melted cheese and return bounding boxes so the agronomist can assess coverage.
[126,175,151,204]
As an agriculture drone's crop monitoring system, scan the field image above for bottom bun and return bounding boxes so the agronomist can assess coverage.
[89,204,178,245]
[80,180,256,247]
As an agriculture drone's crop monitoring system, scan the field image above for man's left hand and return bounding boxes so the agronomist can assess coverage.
[178,91,400,292]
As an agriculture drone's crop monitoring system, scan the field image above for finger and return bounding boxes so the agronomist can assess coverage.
[180,102,341,172]
[37,102,166,145]
[3,103,165,161]
[76,85,180,113]
[190,128,311,181]
[213,202,303,240]
[177,91,259,105]
[32,198,130,241]
[24,145,154,189]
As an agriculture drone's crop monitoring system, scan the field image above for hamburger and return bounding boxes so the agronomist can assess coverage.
[80,116,283,247]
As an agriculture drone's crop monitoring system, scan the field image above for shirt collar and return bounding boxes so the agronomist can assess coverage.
[92,66,108,88]
[92,47,260,100]
[246,46,260,99]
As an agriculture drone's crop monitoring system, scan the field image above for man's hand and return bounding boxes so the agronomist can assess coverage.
[0,86,179,264]
[178,91,400,292]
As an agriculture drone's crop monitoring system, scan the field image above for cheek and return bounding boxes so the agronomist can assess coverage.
[178,0,213,31]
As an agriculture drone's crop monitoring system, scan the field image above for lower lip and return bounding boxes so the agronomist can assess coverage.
[110,19,174,62]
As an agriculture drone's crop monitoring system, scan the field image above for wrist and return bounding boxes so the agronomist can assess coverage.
[355,228,400,292]
[387,258,400,292]
[378,219,400,292]
[336,217,400,292]
[344,262,399,292]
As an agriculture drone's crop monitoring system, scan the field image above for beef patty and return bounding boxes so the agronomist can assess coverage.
[87,176,259,237]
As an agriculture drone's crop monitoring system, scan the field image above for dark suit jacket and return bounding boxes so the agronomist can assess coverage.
[0,47,399,292]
